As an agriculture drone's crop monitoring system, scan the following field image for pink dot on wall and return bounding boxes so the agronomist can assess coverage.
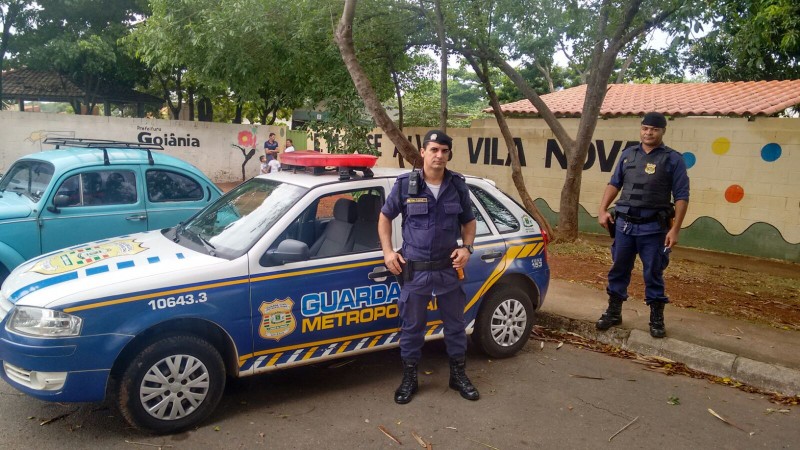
[725,185,744,203]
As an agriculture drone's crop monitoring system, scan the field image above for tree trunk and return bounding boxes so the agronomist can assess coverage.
[334,0,420,167]
[434,0,447,131]
[0,1,22,101]
[465,53,554,237]
[188,85,195,121]
[390,68,404,130]
[233,98,243,124]
[198,96,213,121]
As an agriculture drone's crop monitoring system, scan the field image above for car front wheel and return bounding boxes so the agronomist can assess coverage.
[473,285,534,358]
[117,335,226,434]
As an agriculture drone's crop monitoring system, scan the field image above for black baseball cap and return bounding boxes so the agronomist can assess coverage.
[423,130,453,149]
[641,112,667,128]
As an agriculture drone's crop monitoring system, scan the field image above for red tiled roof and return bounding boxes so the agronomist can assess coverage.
[491,81,800,117]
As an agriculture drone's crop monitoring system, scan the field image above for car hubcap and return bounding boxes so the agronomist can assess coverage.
[140,354,210,420]
[490,298,527,347]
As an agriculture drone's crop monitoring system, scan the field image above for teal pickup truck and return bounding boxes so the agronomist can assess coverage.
[0,138,222,284]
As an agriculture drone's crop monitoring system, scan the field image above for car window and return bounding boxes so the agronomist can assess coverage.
[275,188,385,258]
[472,202,492,236]
[469,186,520,233]
[55,170,138,206]
[0,160,54,201]
[146,170,203,202]
[181,178,307,258]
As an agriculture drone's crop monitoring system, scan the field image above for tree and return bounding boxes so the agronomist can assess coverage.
[685,0,800,81]
[0,0,36,100]
[14,0,150,114]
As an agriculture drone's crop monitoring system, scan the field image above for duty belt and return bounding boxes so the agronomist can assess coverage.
[409,258,452,271]
[615,212,659,224]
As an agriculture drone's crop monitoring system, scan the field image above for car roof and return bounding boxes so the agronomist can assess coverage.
[257,167,488,189]
[17,147,207,177]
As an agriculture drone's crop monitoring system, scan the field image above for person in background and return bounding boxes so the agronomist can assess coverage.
[259,155,269,174]
[284,139,295,153]
[596,112,690,338]
[264,133,279,162]
[378,130,478,405]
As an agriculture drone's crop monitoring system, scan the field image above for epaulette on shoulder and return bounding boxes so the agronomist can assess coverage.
[449,170,466,180]
[396,172,412,180]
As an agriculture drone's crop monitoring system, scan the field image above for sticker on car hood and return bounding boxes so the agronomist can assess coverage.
[29,238,148,275]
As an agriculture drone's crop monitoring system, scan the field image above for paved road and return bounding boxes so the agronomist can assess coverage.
[0,340,796,449]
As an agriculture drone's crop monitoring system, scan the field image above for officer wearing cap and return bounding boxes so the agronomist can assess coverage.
[596,112,690,338]
[378,129,479,404]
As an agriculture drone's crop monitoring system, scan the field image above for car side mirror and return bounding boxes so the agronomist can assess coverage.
[47,194,72,213]
[261,239,310,266]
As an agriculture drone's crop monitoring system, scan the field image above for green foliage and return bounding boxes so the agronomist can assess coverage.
[685,0,800,81]
[303,92,376,155]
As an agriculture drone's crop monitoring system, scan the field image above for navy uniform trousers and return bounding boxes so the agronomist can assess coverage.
[398,284,467,363]
[607,229,670,305]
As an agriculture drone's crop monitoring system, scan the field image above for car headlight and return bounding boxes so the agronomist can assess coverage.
[6,306,82,337]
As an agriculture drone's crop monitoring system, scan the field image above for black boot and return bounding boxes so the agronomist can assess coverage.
[394,360,418,404]
[649,302,666,338]
[449,357,479,401]
[596,297,624,330]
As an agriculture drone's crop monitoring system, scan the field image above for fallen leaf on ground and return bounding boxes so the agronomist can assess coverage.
[412,431,428,448]
[708,408,747,432]
[556,342,564,349]
[667,395,680,405]
[378,425,402,445]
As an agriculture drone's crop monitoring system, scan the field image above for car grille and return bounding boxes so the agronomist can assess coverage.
[3,362,67,391]
[3,362,32,385]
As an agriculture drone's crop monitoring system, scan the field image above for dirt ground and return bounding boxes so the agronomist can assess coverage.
[548,234,800,332]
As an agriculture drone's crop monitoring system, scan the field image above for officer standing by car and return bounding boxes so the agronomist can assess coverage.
[596,112,690,338]
[378,130,479,404]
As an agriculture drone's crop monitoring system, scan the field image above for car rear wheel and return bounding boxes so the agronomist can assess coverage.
[117,335,225,434]
[473,285,534,358]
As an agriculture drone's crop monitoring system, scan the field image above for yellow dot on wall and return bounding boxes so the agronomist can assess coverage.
[712,137,731,155]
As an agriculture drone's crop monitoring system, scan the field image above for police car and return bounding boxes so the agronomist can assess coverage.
[0,153,550,433]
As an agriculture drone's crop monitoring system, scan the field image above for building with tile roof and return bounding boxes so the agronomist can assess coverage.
[1,68,163,118]
[490,81,800,118]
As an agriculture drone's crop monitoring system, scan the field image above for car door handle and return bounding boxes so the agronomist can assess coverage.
[481,251,504,261]
[126,214,147,221]
[368,267,392,281]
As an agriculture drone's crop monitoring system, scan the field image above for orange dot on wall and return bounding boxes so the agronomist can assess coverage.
[725,185,745,203]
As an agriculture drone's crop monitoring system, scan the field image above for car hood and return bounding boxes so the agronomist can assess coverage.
[0,194,34,220]
[2,230,222,308]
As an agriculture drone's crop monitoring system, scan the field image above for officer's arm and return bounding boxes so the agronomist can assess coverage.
[379,213,404,275]
[597,184,621,229]
[461,219,476,247]
[665,199,688,248]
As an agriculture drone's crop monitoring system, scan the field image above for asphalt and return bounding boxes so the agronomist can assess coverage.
[537,279,800,396]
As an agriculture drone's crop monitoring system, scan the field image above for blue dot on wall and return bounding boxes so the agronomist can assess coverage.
[761,143,782,162]
[683,152,696,169]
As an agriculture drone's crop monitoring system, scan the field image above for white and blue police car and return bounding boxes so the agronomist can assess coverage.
[0,154,550,433]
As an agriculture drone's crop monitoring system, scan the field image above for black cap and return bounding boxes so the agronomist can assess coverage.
[423,130,453,149]
[641,112,667,128]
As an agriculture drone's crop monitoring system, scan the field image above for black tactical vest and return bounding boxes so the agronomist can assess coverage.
[616,146,675,210]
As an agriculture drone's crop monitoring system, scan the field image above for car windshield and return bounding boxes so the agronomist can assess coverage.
[0,160,55,202]
[180,178,307,258]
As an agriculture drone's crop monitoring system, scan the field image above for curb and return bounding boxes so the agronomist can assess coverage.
[535,311,800,396]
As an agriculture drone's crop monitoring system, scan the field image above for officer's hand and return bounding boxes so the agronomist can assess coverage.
[598,210,614,229]
[450,247,470,269]
[383,251,405,275]
[665,229,679,249]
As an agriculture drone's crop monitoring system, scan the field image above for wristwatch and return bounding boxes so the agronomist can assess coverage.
[461,244,474,254]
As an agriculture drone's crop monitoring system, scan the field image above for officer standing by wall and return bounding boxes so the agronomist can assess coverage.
[597,112,690,338]
[378,130,479,404]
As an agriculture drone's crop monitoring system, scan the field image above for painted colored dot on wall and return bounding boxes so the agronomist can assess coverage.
[725,184,744,203]
[683,152,696,169]
[761,143,782,162]
[712,137,730,155]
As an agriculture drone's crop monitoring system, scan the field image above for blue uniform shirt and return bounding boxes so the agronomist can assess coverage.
[609,143,690,236]
[381,169,475,294]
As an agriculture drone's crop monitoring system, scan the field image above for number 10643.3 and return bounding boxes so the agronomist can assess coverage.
[147,292,208,310]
